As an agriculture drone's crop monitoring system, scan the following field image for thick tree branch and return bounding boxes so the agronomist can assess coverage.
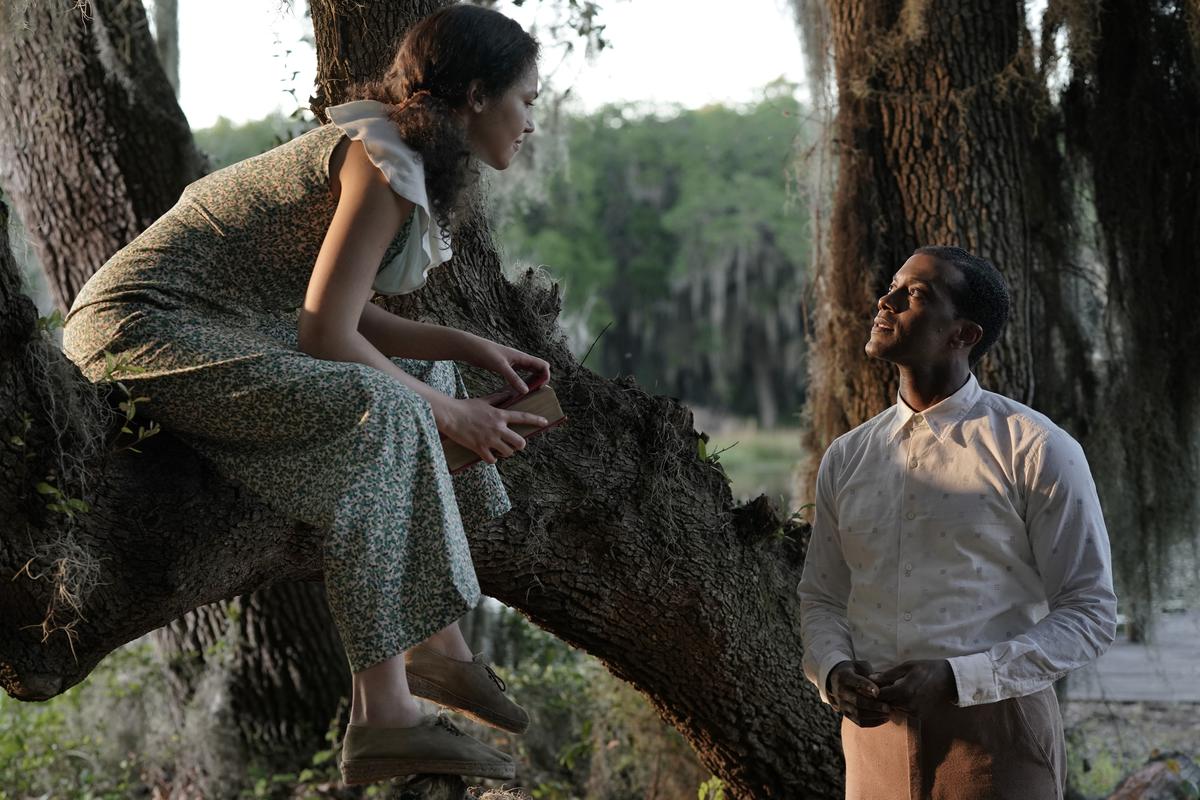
[0,1,843,796]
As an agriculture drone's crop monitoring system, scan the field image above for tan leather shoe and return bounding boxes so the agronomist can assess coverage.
[339,712,515,785]
[405,644,531,734]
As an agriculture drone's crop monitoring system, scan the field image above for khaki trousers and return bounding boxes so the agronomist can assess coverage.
[841,687,1066,800]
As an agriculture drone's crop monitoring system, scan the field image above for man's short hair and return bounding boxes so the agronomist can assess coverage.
[915,245,1011,366]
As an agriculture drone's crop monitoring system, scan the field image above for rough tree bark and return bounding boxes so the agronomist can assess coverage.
[310,0,449,115]
[1,1,843,798]
[150,582,353,789]
[805,0,1060,451]
[0,0,202,313]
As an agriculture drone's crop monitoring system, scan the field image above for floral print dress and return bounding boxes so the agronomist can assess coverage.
[62,101,512,673]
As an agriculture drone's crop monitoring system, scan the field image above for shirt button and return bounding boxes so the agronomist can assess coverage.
[903,612,912,621]
[909,459,919,468]
[906,511,916,520]
[904,562,913,571]
[913,415,923,425]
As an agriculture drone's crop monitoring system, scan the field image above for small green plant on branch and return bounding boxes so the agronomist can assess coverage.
[697,431,735,484]
[100,350,161,454]
[34,476,90,519]
[8,408,33,450]
[36,309,64,334]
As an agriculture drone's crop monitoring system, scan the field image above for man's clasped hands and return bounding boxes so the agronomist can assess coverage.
[826,659,958,726]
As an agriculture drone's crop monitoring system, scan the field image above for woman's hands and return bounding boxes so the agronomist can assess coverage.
[433,333,551,465]
[456,333,550,395]
[430,396,550,466]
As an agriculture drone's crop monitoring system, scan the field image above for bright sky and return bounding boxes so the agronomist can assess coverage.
[176,0,808,129]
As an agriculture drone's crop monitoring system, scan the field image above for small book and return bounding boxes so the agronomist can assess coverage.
[441,382,567,475]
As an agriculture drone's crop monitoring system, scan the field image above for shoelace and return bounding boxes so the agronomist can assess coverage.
[480,660,507,693]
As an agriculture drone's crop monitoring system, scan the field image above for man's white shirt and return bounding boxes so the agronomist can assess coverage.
[798,373,1117,707]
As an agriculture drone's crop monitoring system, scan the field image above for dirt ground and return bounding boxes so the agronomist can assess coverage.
[1062,700,1200,798]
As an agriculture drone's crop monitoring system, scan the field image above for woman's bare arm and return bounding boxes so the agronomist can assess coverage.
[298,138,448,407]
[298,137,548,463]
[357,298,486,361]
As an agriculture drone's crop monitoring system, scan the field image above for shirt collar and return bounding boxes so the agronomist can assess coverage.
[887,372,982,443]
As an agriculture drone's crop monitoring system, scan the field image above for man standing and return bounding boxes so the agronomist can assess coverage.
[798,246,1117,799]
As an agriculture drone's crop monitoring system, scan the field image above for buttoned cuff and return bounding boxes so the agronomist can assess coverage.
[816,651,854,706]
[947,652,1000,707]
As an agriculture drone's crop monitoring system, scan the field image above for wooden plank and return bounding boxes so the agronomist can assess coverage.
[1061,611,1200,702]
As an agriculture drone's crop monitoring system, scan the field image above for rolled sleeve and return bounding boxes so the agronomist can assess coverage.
[947,651,999,707]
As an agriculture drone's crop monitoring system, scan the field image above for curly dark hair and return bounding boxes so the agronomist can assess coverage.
[346,5,539,235]
[915,245,1011,366]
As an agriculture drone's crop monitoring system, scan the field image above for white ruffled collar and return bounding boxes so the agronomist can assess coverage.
[326,99,453,295]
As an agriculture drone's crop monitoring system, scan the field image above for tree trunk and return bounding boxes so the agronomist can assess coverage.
[150,583,353,793]
[0,2,846,797]
[807,0,1056,451]
[309,0,448,118]
[153,0,180,96]
[752,347,780,430]
[0,0,202,313]
[600,163,643,381]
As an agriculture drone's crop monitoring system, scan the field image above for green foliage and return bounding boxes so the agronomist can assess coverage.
[0,639,173,799]
[1066,745,1127,798]
[1166,758,1200,800]
[697,432,736,485]
[100,351,161,455]
[481,607,706,800]
[34,476,89,519]
[235,703,344,798]
[485,623,597,796]
[8,408,32,449]
[36,308,64,333]
[699,775,726,800]
[192,111,316,169]
[1063,721,1200,799]
[495,82,812,419]
[0,638,349,798]
[698,432,738,465]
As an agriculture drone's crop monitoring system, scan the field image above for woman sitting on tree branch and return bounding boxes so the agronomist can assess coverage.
[63,4,547,784]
